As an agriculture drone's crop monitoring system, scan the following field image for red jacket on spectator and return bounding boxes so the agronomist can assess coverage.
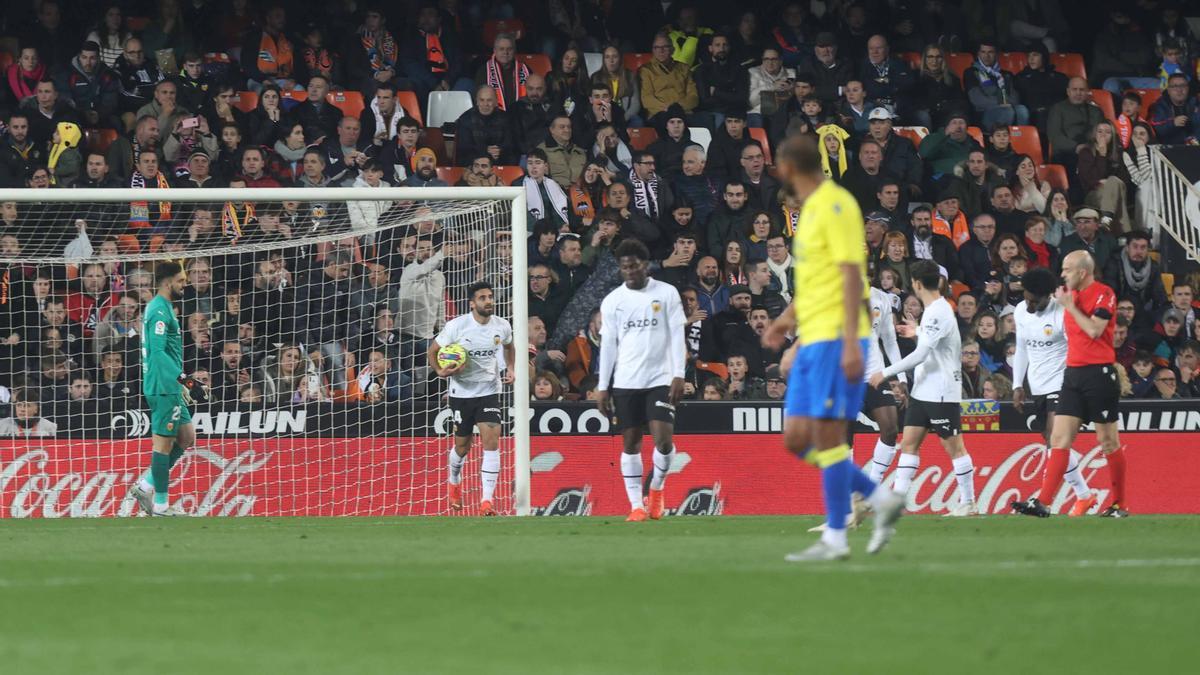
[65,290,119,337]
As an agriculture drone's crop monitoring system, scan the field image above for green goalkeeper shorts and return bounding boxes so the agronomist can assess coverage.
[146,392,193,437]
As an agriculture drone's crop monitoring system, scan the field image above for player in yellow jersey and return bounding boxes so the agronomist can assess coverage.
[763,135,904,562]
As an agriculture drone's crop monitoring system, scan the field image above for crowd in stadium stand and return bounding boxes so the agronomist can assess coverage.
[1,0,1200,432]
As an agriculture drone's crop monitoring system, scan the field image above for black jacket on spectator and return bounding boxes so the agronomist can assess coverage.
[22,100,81,149]
[912,72,966,125]
[800,59,854,107]
[549,246,622,350]
[989,208,1029,239]
[646,129,693,180]
[0,139,45,188]
[705,202,754,258]
[958,236,995,292]
[1014,65,1069,118]
[877,133,922,193]
[512,98,563,155]
[841,166,888,212]
[295,269,355,345]
[671,173,720,230]
[910,231,962,282]
[741,171,781,212]
[454,108,518,166]
[857,58,916,117]
[706,128,755,182]
[294,100,343,144]
[552,261,593,298]
[248,107,295,147]
[694,59,750,114]
[1103,255,1169,330]
[112,55,163,114]
[56,57,119,122]
[570,102,627,153]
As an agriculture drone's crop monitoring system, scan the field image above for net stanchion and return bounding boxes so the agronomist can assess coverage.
[0,187,525,518]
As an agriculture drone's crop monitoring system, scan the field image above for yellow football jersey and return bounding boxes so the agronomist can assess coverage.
[791,179,871,344]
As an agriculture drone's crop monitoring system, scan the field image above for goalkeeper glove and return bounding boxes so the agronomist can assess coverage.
[179,373,209,404]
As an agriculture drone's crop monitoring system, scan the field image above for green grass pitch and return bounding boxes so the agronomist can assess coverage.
[2,515,1198,674]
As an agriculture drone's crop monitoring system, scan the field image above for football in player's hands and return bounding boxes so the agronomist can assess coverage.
[179,374,209,403]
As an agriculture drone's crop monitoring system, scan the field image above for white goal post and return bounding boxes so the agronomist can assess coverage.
[0,186,531,517]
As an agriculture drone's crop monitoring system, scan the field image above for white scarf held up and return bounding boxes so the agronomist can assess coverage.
[524,176,569,223]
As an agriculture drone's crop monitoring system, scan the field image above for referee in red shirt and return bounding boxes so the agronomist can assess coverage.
[1046,248,1129,517]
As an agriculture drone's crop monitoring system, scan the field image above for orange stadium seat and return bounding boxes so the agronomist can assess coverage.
[999,52,1028,74]
[627,127,658,150]
[1038,164,1069,190]
[125,16,151,32]
[748,127,772,165]
[231,91,258,113]
[437,167,464,184]
[966,126,984,147]
[894,126,929,146]
[421,127,449,165]
[0,52,13,71]
[624,53,654,72]
[397,91,422,124]
[483,19,524,47]
[493,165,525,185]
[1050,53,1087,81]
[327,91,364,119]
[1134,88,1163,119]
[898,52,922,70]
[1008,125,1043,166]
[516,54,552,76]
[1089,89,1117,123]
[946,53,975,85]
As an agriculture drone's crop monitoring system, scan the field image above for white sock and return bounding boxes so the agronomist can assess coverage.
[480,449,500,502]
[952,454,976,504]
[447,447,466,486]
[867,440,897,483]
[620,452,644,510]
[893,453,920,494]
[821,527,848,549]
[649,446,674,490]
[1064,449,1092,498]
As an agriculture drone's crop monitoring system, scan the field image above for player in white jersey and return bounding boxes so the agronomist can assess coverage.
[1008,267,1097,518]
[862,286,908,482]
[870,261,978,516]
[429,281,515,516]
[595,239,687,522]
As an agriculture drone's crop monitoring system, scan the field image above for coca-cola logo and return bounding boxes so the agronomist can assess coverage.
[533,487,591,516]
[669,483,724,516]
[0,446,272,518]
[888,444,1110,514]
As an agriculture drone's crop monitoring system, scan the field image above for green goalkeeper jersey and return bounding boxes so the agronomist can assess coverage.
[141,294,183,395]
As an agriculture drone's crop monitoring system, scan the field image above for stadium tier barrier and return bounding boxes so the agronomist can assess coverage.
[2,400,1197,518]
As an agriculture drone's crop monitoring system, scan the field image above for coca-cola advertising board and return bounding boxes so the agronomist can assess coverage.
[3,433,1197,517]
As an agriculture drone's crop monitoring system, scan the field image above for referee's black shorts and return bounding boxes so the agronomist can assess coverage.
[1056,365,1120,424]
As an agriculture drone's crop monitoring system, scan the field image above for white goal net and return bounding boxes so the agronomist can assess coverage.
[0,187,530,518]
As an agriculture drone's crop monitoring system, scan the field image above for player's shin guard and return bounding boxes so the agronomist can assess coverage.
[480,449,500,502]
[447,446,466,486]
[816,445,853,549]
[1040,447,1070,504]
[892,453,920,494]
[650,446,674,490]
[620,452,644,510]
[151,451,171,506]
[867,440,897,483]
[951,454,976,504]
[1106,446,1128,506]
[1064,449,1092,498]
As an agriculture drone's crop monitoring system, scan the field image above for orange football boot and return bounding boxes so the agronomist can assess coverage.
[626,508,648,522]
[480,500,497,516]
[647,489,665,520]
[448,483,463,510]
[1069,493,1098,517]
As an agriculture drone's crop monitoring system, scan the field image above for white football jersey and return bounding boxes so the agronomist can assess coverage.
[866,287,905,382]
[435,313,513,398]
[597,279,687,390]
[882,297,961,403]
[1012,299,1067,396]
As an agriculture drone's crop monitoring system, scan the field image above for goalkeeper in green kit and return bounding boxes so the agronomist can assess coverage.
[128,262,209,516]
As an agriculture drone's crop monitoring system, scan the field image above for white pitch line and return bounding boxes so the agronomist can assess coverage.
[798,558,1200,573]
